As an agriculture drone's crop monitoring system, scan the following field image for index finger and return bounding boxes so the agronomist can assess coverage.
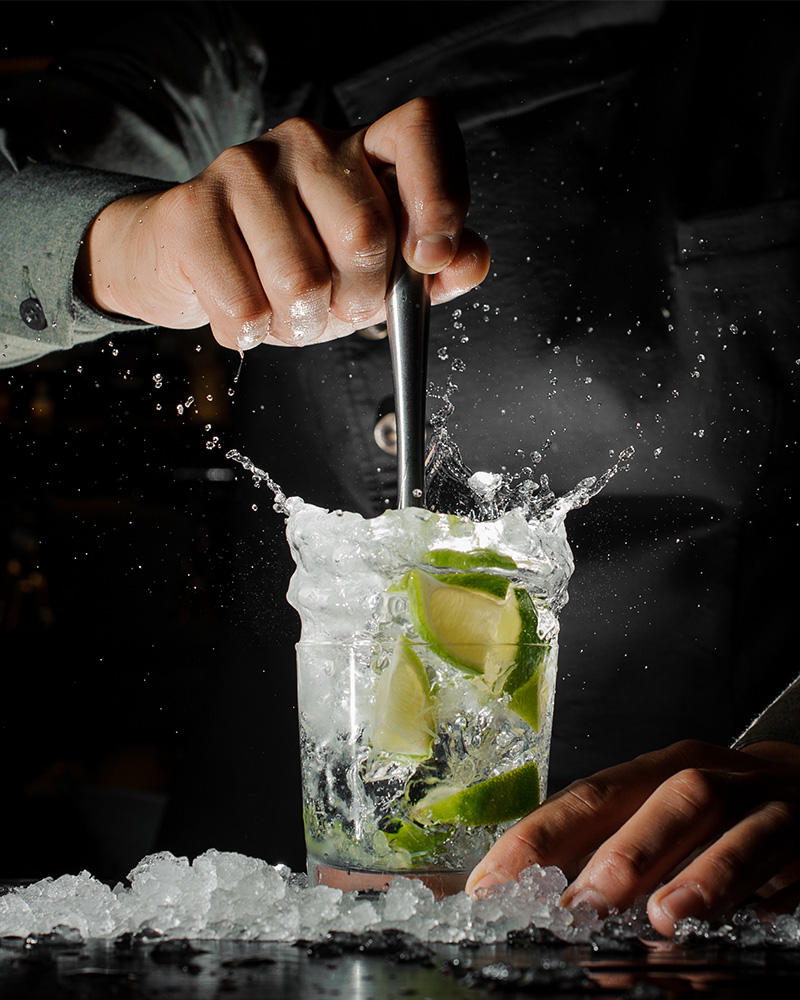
[363,97,470,273]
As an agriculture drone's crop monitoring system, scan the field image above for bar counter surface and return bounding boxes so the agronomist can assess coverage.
[2,923,800,1000]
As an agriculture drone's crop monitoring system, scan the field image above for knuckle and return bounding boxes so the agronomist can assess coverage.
[402,95,444,126]
[672,738,713,758]
[761,799,797,829]
[201,142,272,194]
[272,116,331,157]
[600,844,652,887]
[704,844,747,892]
[212,142,261,176]
[416,192,464,231]
[339,207,391,271]
[507,823,556,864]
[219,289,268,323]
[273,261,330,302]
[667,768,719,812]
[391,97,444,153]
[159,181,208,232]
[561,776,619,818]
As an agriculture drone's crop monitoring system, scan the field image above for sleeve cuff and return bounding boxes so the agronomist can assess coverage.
[0,162,168,367]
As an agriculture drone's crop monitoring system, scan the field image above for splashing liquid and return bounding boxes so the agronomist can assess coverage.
[226,385,634,527]
[225,450,294,516]
[226,392,634,633]
[224,439,634,525]
[422,389,634,523]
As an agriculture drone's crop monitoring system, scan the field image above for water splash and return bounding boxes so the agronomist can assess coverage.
[226,388,634,525]
[225,450,294,515]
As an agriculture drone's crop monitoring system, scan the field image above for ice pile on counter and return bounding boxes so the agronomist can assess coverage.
[2,850,799,949]
[0,851,591,943]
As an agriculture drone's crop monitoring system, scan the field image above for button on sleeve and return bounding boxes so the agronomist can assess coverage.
[19,297,47,331]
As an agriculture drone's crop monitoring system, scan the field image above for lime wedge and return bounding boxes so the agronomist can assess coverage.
[422,548,518,572]
[500,588,546,730]
[402,568,529,681]
[372,640,435,758]
[378,816,450,863]
[409,760,540,827]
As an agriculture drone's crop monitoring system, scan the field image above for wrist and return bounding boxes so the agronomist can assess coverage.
[75,191,165,320]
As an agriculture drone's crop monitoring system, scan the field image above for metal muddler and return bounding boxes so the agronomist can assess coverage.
[386,252,431,509]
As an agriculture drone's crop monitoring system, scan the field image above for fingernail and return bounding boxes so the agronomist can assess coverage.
[658,884,706,924]
[237,317,271,351]
[466,870,512,895]
[562,887,610,917]
[288,297,327,344]
[413,234,453,271]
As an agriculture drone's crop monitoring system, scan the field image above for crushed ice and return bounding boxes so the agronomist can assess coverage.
[1,850,798,949]
[0,852,583,944]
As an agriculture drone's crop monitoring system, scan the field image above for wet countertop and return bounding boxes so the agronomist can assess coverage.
[2,930,800,1000]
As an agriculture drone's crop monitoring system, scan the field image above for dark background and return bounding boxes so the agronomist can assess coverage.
[1,3,317,883]
[5,0,799,888]
[0,322,273,880]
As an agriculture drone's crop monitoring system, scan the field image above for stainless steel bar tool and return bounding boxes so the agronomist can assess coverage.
[386,251,431,508]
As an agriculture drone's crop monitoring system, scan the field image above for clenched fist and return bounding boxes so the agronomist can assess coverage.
[76,98,490,349]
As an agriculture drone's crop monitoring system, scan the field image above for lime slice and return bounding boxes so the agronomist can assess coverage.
[402,568,530,682]
[409,760,540,827]
[372,640,435,758]
[422,548,518,572]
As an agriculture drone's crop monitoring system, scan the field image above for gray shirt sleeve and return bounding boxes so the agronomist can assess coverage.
[0,2,267,368]
[0,160,167,366]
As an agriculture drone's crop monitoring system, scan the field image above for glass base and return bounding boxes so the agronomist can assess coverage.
[309,858,468,898]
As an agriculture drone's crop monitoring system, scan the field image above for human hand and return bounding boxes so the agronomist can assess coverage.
[75,98,490,349]
[465,739,800,936]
